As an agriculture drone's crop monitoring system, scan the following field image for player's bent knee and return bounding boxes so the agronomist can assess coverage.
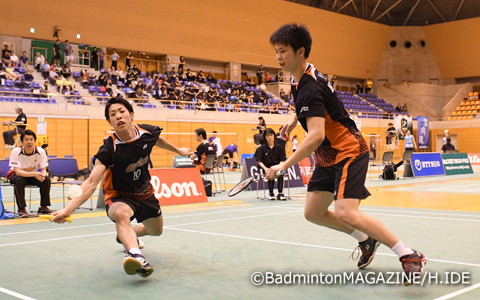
[335,210,360,227]
[147,227,163,236]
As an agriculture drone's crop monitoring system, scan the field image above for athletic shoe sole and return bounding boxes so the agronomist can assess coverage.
[123,257,154,277]
[404,257,428,286]
[358,241,381,269]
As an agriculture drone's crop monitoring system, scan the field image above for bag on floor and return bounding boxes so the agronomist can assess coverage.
[203,179,212,197]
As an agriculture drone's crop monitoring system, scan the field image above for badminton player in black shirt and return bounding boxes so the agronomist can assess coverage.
[52,97,192,277]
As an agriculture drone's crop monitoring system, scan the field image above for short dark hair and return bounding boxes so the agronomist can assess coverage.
[388,123,393,126]
[41,143,48,149]
[270,23,312,58]
[263,128,275,139]
[105,97,134,120]
[212,130,217,133]
[195,128,207,139]
[446,137,452,143]
[21,129,37,142]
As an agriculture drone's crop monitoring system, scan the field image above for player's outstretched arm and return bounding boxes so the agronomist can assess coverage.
[51,160,106,223]
[156,136,192,156]
[280,115,298,140]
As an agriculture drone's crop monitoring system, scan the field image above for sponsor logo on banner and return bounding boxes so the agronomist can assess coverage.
[299,157,315,184]
[468,153,480,165]
[417,116,430,150]
[149,168,207,205]
[411,153,445,177]
[442,153,474,175]
[243,158,304,190]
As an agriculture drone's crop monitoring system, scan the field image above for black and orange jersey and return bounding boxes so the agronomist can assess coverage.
[94,124,162,204]
[291,63,368,167]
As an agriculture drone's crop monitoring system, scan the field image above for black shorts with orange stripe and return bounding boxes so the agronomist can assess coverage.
[106,194,162,223]
[307,152,371,200]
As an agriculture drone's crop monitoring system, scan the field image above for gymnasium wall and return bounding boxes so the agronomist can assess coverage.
[423,17,480,79]
[0,0,389,79]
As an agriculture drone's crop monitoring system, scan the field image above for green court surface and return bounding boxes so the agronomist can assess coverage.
[1,171,480,300]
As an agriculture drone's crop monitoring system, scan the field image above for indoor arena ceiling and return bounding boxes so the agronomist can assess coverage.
[286,0,480,26]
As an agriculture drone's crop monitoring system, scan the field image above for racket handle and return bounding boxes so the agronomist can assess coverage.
[276,169,285,176]
[39,215,73,223]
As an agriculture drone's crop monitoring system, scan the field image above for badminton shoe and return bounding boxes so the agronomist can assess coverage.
[267,194,276,200]
[355,237,380,269]
[400,250,427,286]
[123,251,154,277]
[38,206,51,214]
[277,194,287,201]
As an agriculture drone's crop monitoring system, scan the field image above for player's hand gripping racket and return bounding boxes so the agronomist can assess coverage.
[228,170,284,197]
[39,215,73,223]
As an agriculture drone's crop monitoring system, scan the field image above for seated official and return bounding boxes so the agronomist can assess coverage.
[3,106,27,148]
[8,130,51,215]
[441,137,456,153]
[189,128,216,173]
[255,128,287,200]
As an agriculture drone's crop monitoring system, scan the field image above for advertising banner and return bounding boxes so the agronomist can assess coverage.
[467,153,480,165]
[416,116,430,150]
[394,115,413,140]
[441,153,474,175]
[243,158,304,190]
[149,168,207,205]
[411,153,445,177]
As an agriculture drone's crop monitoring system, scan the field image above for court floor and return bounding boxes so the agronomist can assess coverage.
[1,170,480,300]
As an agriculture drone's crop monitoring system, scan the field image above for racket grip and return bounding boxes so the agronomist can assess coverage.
[276,169,285,176]
[39,215,73,223]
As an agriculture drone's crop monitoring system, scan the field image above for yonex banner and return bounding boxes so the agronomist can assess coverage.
[411,153,445,177]
[243,158,304,190]
[441,153,474,175]
[467,153,480,165]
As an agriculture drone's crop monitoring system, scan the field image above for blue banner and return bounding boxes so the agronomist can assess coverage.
[417,116,430,150]
[243,158,304,190]
[411,153,445,177]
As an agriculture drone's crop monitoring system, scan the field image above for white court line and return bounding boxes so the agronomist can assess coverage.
[426,183,480,191]
[0,223,113,237]
[281,203,480,219]
[0,232,115,248]
[167,227,480,268]
[433,282,480,300]
[367,213,480,223]
[0,286,37,300]
[166,209,303,228]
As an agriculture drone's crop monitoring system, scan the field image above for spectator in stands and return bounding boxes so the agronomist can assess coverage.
[62,75,76,94]
[2,48,11,69]
[186,69,196,81]
[197,70,206,83]
[97,48,105,70]
[111,49,119,70]
[255,128,287,200]
[3,106,27,148]
[206,72,216,84]
[256,65,265,85]
[246,76,255,87]
[385,122,396,145]
[91,47,98,70]
[189,128,216,173]
[9,51,19,67]
[365,78,373,93]
[179,56,185,71]
[34,52,45,71]
[1,44,9,59]
[60,64,72,79]
[395,103,402,112]
[41,60,50,79]
[40,81,49,97]
[4,62,21,81]
[8,129,51,215]
[80,46,90,66]
[355,81,364,94]
[330,75,337,89]
[53,39,61,66]
[19,51,29,71]
[265,72,272,83]
[64,40,73,66]
[125,51,133,69]
[441,137,455,153]
[402,103,408,113]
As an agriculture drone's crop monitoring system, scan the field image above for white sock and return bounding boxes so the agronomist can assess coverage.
[129,248,142,255]
[350,229,369,243]
[391,241,414,257]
